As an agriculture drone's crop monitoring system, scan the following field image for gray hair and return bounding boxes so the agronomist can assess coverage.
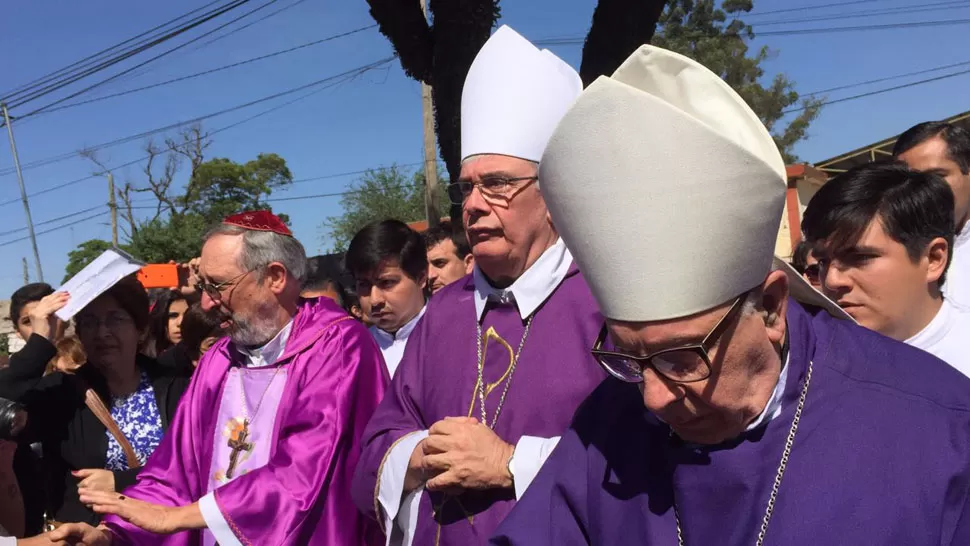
[204,224,308,284]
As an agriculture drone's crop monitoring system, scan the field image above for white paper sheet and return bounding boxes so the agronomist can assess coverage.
[55,248,144,321]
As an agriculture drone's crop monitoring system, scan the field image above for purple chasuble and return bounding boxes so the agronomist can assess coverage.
[351,264,607,545]
[492,301,970,546]
[104,297,388,546]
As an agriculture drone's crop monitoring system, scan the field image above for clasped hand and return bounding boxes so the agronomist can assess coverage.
[410,416,514,493]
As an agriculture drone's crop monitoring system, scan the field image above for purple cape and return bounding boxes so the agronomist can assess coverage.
[105,297,388,545]
[491,301,970,545]
[351,265,607,544]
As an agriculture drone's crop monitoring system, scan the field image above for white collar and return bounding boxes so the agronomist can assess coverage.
[906,300,952,350]
[956,225,970,250]
[371,305,427,345]
[745,350,790,432]
[237,319,294,368]
[472,238,572,321]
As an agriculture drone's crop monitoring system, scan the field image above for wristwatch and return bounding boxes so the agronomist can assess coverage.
[506,446,516,484]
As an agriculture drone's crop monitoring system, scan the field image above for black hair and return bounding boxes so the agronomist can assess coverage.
[802,161,955,285]
[345,219,428,282]
[147,290,194,356]
[892,121,970,175]
[10,282,54,326]
[179,302,227,362]
[790,240,812,275]
[423,220,471,259]
[304,255,347,306]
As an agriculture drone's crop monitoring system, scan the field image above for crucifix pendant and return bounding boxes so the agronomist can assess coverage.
[226,419,254,479]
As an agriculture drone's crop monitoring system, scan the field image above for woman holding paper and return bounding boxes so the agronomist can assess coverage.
[0,273,189,529]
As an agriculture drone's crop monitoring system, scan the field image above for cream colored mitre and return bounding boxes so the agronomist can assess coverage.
[460,25,582,163]
[540,45,846,322]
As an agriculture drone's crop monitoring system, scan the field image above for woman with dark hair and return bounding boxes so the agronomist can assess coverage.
[0,275,189,528]
[177,303,228,368]
[145,290,191,358]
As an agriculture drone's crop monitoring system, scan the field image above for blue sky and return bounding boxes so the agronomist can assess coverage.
[0,0,967,298]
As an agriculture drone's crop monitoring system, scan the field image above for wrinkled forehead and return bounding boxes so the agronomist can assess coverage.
[459,154,539,180]
[605,301,730,352]
[200,233,245,279]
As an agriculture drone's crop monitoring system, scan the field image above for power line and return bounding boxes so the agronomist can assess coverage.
[0,205,106,238]
[757,18,970,36]
[32,25,378,117]
[805,58,970,96]
[754,0,970,27]
[0,57,396,205]
[4,0,255,106]
[58,0,313,108]
[0,212,107,249]
[0,56,396,179]
[0,0,228,99]
[289,162,425,185]
[786,66,970,114]
[14,0,286,114]
[743,0,887,18]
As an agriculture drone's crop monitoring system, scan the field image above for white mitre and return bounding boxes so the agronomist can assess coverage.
[540,45,847,322]
[460,25,582,163]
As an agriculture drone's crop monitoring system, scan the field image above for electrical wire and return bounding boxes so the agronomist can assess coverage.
[0,56,396,180]
[0,205,106,238]
[0,212,107,248]
[0,57,396,208]
[13,0,285,114]
[0,0,228,99]
[3,0,254,106]
[743,0,887,18]
[754,0,970,27]
[31,25,378,117]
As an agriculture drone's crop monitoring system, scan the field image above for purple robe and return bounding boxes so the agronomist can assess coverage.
[351,265,607,544]
[104,297,388,546]
[491,301,970,545]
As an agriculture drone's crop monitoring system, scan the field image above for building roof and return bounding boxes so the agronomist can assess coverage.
[814,109,970,175]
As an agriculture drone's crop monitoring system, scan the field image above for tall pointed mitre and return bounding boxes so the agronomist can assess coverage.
[461,25,582,163]
[540,45,847,322]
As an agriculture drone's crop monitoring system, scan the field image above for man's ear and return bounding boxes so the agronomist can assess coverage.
[264,262,289,295]
[761,269,790,346]
[463,254,475,274]
[925,236,949,287]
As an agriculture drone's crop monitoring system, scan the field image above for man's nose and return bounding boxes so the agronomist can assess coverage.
[640,368,684,413]
[201,291,218,311]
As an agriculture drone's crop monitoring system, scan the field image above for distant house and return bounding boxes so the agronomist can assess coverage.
[0,299,25,355]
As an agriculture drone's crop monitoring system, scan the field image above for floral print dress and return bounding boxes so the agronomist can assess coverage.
[104,372,164,471]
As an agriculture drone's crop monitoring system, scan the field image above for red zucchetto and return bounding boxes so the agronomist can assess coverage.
[222,210,293,236]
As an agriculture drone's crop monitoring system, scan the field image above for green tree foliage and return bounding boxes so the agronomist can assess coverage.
[63,239,129,282]
[323,165,447,252]
[68,128,293,273]
[652,0,822,162]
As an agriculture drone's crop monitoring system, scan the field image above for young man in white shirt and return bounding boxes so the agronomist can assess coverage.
[802,161,970,376]
[346,219,428,377]
[894,121,970,310]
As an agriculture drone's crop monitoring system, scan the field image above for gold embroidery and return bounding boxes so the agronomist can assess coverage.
[465,326,516,418]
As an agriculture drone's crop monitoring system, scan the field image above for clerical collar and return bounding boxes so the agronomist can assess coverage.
[237,319,293,368]
[906,299,953,350]
[472,237,572,321]
[744,347,790,432]
[371,305,427,344]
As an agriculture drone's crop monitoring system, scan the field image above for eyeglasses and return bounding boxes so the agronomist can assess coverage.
[447,175,538,205]
[803,263,821,284]
[75,313,133,334]
[590,293,748,384]
[195,269,256,302]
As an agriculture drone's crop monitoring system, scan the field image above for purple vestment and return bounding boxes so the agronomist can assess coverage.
[492,301,970,545]
[351,265,607,544]
[105,297,388,546]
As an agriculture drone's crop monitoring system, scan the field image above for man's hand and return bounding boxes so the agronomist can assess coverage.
[404,438,429,494]
[77,490,183,535]
[27,292,69,341]
[47,522,112,545]
[422,417,514,492]
[16,534,72,545]
[178,258,201,296]
[73,469,115,493]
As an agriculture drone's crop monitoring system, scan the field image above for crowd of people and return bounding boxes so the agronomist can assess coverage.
[0,23,968,546]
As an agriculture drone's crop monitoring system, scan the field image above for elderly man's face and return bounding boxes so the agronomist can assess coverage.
[199,233,284,347]
[605,271,789,445]
[460,155,556,284]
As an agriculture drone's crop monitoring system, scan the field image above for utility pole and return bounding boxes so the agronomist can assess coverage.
[107,172,119,247]
[1,103,44,282]
[420,0,441,228]
[21,258,28,285]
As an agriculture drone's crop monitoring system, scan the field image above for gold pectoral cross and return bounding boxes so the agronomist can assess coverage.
[226,419,253,479]
[466,326,516,418]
